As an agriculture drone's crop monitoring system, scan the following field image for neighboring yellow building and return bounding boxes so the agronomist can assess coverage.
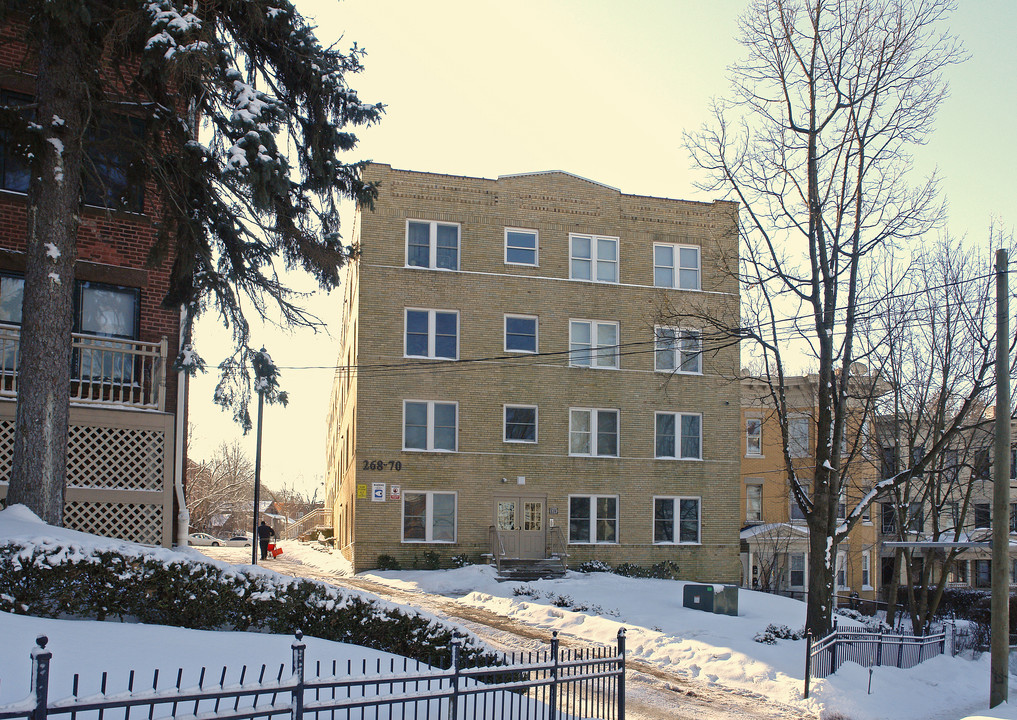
[326,164,742,577]
[740,376,879,605]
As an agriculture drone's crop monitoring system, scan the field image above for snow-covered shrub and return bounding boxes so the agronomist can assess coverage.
[419,551,441,570]
[575,560,611,573]
[0,542,498,668]
[550,594,573,608]
[753,623,806,644]
[375,554,401,570]
[450,553,472,568]
[513,585,541,598]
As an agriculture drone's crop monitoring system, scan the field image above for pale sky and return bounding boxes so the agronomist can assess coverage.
[186,0,1017,496]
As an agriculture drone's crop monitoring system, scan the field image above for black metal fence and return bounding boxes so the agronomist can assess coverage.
[804,624,945,697]
[0,629,626,720]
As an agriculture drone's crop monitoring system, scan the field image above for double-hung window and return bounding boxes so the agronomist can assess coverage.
[0,90,31,193]
[569,320,618,368]
[653,243,700,290]
[654,327,701,373]
[505,228,538,266]
[570,234,618,283]
[568,495,618,544]
[974,503,990,529]
[653,496,701,544]
[789,553,807,588]
[569,408,618,457]
[403,400,457,452]
[402,491,456,542]
[790,480,810,521]
[654,412,701,460]
[504,315,537,353]
[862,550,872,589]
[405,309,458,360]
[0,273,24,372]
[835,552,847,589]
[76,282,141,381]
[406,220,460,270]
[789,417,810,458]
[745,417,762,456]
[746,483,762,522]
[504,405,537,443]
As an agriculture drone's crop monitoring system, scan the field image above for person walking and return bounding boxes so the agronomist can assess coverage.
[257,520,275,560]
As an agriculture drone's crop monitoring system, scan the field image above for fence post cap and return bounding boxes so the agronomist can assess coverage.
[294,629,303,641]
[551,630,559,639]
[35,635,48,649]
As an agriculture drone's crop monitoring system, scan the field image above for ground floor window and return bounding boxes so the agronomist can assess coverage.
[789,552,806,588]
[569,495,618,544]
[974,559,991,588]
[653,496,700,544]
[950,559,968,584]
[402,491,457,542]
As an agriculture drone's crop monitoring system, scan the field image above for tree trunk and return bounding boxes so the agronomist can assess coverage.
[806,520,835,636]
[885,549,902,628]
[6,13,88,525]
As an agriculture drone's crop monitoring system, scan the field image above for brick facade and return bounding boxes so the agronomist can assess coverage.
[327,164,741,579]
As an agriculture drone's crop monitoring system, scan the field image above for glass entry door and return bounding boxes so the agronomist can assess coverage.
[494,497,546,559]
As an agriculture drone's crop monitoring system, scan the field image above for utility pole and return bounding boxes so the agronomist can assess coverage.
[251,386,266,566]
[991,248,1010,708]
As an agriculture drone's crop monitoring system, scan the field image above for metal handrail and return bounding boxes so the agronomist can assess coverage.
[488,525,506,574]
[284,508,331,540]
[549,525,569,571]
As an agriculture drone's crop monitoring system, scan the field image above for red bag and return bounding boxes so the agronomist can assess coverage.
[266,543,275,552]
[272,547,283,558]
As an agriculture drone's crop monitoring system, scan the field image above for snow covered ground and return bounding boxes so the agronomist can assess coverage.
[0,505,1015,720]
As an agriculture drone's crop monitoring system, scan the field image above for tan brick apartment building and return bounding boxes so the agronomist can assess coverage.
[326,164,741,577]
[0,16,184,546]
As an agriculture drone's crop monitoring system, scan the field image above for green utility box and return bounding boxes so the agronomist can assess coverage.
[683,584,739,616]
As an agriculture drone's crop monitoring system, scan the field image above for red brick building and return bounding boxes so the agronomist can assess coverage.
[0,17,186,546]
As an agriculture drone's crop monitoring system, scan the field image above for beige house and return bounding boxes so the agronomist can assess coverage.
[326,164,742,577]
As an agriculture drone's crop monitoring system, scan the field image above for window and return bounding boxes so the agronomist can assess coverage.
[570,234,618,283]
[790,481,810,521]
[789,417,810,458]
[941,501,960,532]
[974,448,991,481]
[862,551,872,589]
[504,405,537,443]
[944,449,959,484]
[745,417,762,456]
[505,228,538,266]
[0,90,31,193]
[403,401,457,452]
[655,412,702,460]
[569,495,618,544]
[837,487,847,520]
[1012,447,1016,481]
[402,491,456,542]
[975,560,991,588]
[569,408,618,457]
[906,502,923,533]
[881,446,898,479]
[406,220,459,270]
[504,315,537,353]
[881,503,897,534]
[653,496,701,544]
[76,282,140,381]
[653,243,700,290]
[950,559,968,584]
[404,309,458,360]
[1011,502,1017,533]
[0,273,24,371]
[746,483,762,522]
[569,320,618,368]
[83,114,145,212]
[974,503,991,529]
[789,553,806,588]
[654,327,701,373]
[836,552,847,589]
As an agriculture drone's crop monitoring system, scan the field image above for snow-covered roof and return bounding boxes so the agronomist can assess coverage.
[740,522,810,540]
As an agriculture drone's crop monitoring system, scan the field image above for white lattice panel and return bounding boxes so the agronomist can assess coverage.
[64,501,163,545]
[0,419,13,471]
[67,425,165,491]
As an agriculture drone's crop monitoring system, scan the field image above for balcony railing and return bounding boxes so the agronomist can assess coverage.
[0,322,167,411]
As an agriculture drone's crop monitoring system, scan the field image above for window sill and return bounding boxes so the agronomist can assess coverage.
[505,261,539,268]
[653,284,700,292]
[567,541,619,546]
[862,585,874,591]
[402,448,458,454]
[745,453,764,459]
[504,439,538,445]
[654,456,703,462]
[653,541,702,546]
[403,354,458,362]
[568,277,620,285]
[404,265,460,272]
[654,369,703,376]
[401,540,457,544]
[568,364,620,370]
[569,454,619,459]
[504,349,538,354]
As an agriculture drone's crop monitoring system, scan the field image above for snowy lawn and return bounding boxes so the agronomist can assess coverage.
[276,541,1015,720]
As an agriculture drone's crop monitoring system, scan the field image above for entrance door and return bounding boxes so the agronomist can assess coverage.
[494,497,546,559]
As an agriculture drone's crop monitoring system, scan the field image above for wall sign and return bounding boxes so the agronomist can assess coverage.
[372,483,386,502]
[356,484,367,499]
[389,485,402,501]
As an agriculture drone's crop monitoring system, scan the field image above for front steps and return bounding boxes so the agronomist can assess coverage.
[494,557,567,582]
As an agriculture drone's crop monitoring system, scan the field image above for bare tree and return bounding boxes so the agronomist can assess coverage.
[869,237,1012,632]
[682,0,965,635]
[185,440,255,536]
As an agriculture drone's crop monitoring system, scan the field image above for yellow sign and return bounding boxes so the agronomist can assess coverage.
[356,484,367,499]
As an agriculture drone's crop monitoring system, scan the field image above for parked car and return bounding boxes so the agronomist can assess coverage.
[225,535,253,547]
[187,533,221,547]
